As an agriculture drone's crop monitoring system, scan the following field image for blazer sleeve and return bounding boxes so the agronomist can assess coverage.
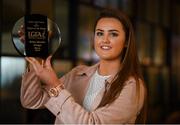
[45,79,145,124]
[20,67,49,109]
[20,67,66,109]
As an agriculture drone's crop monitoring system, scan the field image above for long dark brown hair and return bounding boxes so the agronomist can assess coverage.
[94,9,147,123]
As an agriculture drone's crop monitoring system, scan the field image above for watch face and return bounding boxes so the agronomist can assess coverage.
[49,88,58,97]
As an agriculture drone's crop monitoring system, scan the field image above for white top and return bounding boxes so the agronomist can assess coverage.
[83,70,111,111]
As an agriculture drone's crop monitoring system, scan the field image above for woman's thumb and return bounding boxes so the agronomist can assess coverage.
[45,55,52,67]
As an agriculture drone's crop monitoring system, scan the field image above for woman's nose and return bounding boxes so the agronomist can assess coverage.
[102,34,110,43]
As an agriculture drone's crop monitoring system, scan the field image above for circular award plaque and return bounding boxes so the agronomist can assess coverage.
[12,14,61,59]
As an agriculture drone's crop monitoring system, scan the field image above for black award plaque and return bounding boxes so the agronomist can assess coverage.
[24,14,48,58]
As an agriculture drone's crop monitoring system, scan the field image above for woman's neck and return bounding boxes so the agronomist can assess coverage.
[98,59,121,76]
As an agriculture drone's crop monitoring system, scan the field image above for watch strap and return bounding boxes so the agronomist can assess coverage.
[48,83,64,97]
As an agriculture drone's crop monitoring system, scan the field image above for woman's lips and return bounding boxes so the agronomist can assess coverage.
[100,45,112,50]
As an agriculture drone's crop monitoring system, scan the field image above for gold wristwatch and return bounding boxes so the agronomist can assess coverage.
[48,83,64,97]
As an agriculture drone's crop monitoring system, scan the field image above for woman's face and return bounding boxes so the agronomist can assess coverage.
[94,18,126,61]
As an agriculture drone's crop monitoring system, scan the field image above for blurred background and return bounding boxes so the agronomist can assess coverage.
[1,0,180,124]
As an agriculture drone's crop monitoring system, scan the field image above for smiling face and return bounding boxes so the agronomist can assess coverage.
[94,18,126,62]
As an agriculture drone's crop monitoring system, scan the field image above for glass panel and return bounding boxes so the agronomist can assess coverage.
[2,0,25,56]
[1,56,26,123]
[135,21,152,65]
[1,57,26,97]
[54,0,69,58]
[78,5,99,63]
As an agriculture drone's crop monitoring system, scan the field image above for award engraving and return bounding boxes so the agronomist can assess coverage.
[24,14,48,58]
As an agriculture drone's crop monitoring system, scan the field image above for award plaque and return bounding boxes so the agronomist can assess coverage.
[12,14,61,59]
[24,14,48,58]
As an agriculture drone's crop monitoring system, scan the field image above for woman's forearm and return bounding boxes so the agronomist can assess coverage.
[21,69,50,109]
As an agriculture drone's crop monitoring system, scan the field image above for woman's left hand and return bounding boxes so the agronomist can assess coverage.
[25,56,60,88]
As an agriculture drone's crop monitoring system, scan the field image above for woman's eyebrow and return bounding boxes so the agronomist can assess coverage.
[108,29,120,32]
[95,29,104,32]
[96,29,120,32]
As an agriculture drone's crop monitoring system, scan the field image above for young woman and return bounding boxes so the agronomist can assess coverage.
[21,9,147,124]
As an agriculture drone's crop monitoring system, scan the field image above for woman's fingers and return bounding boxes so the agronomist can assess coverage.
[25,56,58,86]
[44,56,52,70]
[25,57,43,74]
[25,57,34,64]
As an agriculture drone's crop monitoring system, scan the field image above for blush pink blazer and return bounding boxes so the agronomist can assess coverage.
[21,63,145,124]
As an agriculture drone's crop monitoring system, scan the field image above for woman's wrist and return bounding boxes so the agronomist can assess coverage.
[47,82,65,97]
[48,79,62,88]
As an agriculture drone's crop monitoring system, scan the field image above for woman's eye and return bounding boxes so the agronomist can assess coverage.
[96,32,103,36]
[110,32,118,37]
